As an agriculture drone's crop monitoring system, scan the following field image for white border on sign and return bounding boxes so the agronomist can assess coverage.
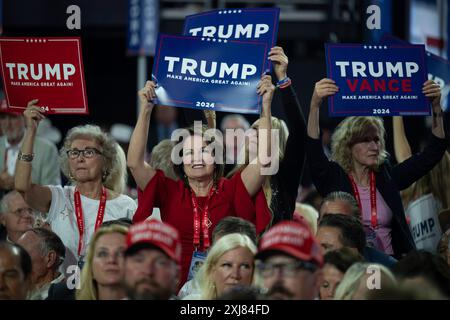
[0,37,88,114]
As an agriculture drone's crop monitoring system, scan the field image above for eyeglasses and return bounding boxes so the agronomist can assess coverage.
[352,135,381,145]
[67,148,103,159]
[10,207,34,216]
[257,260,318,278]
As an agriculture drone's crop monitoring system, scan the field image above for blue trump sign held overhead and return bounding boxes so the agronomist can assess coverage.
[151,34,268,114]
[326,43,430,117]
[381,33,450,112]
[183,8,279,71]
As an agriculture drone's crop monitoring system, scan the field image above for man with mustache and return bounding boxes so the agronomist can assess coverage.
[123,220,181,300]
[255,220,323,300]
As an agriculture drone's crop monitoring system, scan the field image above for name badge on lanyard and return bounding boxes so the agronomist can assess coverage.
[77,257,85,269]
[187,251,207,281]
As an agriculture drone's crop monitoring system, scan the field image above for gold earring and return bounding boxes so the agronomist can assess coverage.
[102,171,108,181]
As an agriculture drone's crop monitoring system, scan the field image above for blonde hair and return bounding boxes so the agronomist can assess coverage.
[149,139,178,180]
[294,202,319,234]
[228,117,289,213]
[75,224,129,300]
[331,117,388,173]
[196,233,257,300]
[402,151,450,209]
[60,125,127,194]
[334,262,396,300]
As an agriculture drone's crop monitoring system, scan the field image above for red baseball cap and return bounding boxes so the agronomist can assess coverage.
[255,220,323,267]
[125,220,182,264]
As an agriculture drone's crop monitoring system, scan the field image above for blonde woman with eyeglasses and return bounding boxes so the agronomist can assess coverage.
[15,100,137,270]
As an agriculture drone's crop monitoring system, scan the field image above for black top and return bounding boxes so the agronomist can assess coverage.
[269,84,307,224]
[46,281,76,300]
[306,133,448,258]
[0,225,6,241]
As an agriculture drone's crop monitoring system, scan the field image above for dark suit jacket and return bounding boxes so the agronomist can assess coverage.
[46,281,75,300]
[363,246,397,269]
[306,133,448,258]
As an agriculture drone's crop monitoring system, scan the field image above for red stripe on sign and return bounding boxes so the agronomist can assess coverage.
[426,37,444,49]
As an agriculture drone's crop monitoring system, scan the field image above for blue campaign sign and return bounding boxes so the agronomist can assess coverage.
[151,34,268,114]
[326,43,430,117]
[183,8,279,71]
[127,0,159,56]
[381,33,450,112]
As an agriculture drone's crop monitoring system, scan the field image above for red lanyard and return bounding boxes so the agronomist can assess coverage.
[348,171,378,229]
[74,186,107,257]
[191,185,216,250]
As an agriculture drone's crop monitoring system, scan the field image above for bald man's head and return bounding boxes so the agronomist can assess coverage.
[0,242,32,300]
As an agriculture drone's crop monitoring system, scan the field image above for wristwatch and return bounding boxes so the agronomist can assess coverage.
[17,151,34,162]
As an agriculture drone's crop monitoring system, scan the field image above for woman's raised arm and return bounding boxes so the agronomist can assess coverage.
[14,100,52,213]
[127,81,158,190]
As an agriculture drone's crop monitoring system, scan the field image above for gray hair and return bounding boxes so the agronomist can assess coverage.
[149,139,178,180]
[59,124,127,194]
[0,190,22,214]
[321,191,361,218]
[26,228,66,270]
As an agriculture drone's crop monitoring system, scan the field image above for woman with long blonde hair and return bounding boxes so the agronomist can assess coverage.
[76,224,129,300]
[393,116,450,210]
[228,46,307,225]
[402,151,450,210]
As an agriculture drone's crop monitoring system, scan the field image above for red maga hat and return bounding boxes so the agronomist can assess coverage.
[255,220,323,267]
[126,220,182,264]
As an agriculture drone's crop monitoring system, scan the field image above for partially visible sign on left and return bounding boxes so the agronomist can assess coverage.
[0,37,88,114]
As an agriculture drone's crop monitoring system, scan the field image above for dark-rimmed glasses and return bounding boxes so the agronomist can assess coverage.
[66,148,103,159]
[10,207,34,216]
